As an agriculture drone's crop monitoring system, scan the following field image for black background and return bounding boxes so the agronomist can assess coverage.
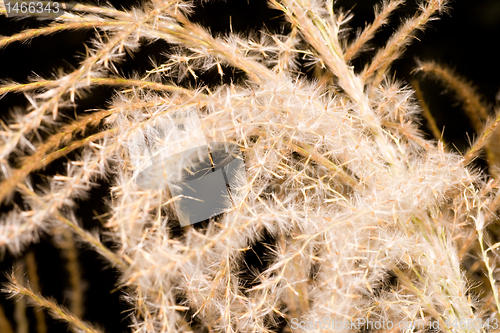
[0,0,500,332]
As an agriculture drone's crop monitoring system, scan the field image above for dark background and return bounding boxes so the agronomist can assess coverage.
[0,0,500,332]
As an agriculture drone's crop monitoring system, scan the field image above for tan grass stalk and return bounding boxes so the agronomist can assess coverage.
[24,251,47,333]
[54,211,128,270]
[12,262,28,333]
[270,0,400,167]
[58,230,84,318]
[0,141,114,253]
[411,79,443,142]
[6,274,106,333]
[287,141,358,187]
[383,120,434,150]
[0,80,201,205]
[363,0,447,87]
[18,183,127,269]
[415,60,489,129]
[69,3,138,21]
[464,107,500,166]
[1,95,209,253]
[144,14,276,84]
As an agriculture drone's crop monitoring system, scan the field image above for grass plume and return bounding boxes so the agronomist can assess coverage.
[0,1,499,332]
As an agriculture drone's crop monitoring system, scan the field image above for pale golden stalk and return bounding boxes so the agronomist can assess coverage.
[363,0,447,87]
[6,274,106,333]
[415,60,489,130]
[24,251,47,333]
[411,79,443,142]
[344,0,404,62]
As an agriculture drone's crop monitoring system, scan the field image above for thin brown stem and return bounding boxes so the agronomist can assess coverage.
[415,60,489,131]
[411,79,443,142]
[24,251,47,333]
[0,79,201,204]
[0,78,195,96]
[0,21,126,50]
[464,108,500,165]
[12,262,28,333]
[287,141,359,188]
[0,1,179,161]
[16,183,128,270]
[69,3,134,21]
[57,230,84,318]
[54,212,128,271]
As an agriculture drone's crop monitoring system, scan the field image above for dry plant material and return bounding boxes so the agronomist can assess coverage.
[1,1,500,333]
[415,60,500,178]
